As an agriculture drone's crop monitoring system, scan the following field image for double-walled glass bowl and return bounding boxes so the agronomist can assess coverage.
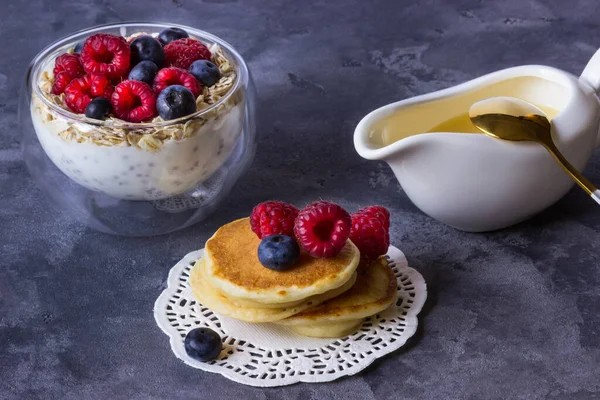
[20,22,256,236]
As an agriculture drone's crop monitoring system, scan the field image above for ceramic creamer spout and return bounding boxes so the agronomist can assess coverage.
[354,105,391,161]
[353,102,426,162]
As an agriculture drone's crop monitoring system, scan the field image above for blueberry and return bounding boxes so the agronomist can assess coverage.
[258,235,300,271]
[73,41,84,54]
[85,97,111,120]
[158,27,189,45]
[130,36,165,68]
[128,61,158,85]
[189,60,221,87]
[157,85,197,120]
[184,328,222,362]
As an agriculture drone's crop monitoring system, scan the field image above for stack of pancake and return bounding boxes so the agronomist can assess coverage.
[190,218,397,338]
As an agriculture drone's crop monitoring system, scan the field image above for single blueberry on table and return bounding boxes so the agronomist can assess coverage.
[184,327,222,362]
[128,61,158,85]
[189,60,221,87]
[258,234,301,271]
[85,97,111,120]
[130,36,165,68]
[156,85,197,120]
[158,27,189,45]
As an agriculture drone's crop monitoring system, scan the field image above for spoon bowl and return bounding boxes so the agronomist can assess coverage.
[469,96,600,203]
[469,96,551,141]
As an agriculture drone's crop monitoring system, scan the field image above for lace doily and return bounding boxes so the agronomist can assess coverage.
[154,245,427,387]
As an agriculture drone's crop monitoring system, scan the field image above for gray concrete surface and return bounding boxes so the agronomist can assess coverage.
[1,0,600,399]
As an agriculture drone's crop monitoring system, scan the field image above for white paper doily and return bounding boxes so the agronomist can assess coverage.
[154,245,427,387]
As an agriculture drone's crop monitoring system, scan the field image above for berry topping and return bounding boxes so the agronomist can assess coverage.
[130,36,165,68]
[80,34,131,79]
[85,97,111,120]
[294,201,352,258]
[184,328,222,362]
[51,71,73,95]
[189,60,221,87]
[358,206,390,230]
[153,67,201,97]
[53,53,84,79]
[128,60,158,85]
[158,27,189,45]
[64,74,114,114]
[258,235,300,271]
[156,85,196,120]
[111,80,157,123]
[73,41,84,54]
[164,38,211,69]
[90,74,114,98]
[250,201,300,239]
[349,206,390,260]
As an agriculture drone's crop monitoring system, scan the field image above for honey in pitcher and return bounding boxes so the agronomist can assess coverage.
[427,112,482,134]
[371,105,560,147]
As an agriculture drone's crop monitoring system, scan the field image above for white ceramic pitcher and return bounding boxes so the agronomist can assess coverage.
[354,50,600,232]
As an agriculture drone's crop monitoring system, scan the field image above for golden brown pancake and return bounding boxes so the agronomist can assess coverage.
[190,258,358,322]
[275,257,397,337]
[204,218,360,304]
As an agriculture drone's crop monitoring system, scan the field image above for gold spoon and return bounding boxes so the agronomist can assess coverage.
[469,97,600,205]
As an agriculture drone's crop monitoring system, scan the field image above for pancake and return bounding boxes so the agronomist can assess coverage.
[282,320,364,338]
[226,293,313,309]
[190,258,358,323]
[275,257,397,337]
[204,218,360,304]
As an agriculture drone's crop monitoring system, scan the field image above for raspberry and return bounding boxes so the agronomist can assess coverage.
[64,74,114,114]
[51,71,73,95]
[357,206,390,230]
[349,206,390,260]
[111,80,157,123]
[153,67,201,97]
[294,201,351,258]
[164,38,211,69]
[80,34,131,79]
[53,53,84,79]
[89,74,114,98]
[250,201,299,239]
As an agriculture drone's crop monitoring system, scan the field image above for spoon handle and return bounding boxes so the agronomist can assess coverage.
[593,190,600,205]
[543,143,600,204]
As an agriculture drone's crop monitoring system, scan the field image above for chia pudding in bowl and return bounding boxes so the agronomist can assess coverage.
[22,23,256,235]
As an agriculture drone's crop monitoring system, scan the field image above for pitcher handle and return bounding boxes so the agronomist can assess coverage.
[580,48,600,148]
[580,48,600,93]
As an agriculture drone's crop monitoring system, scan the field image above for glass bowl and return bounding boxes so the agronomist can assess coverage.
[20,22,256,236]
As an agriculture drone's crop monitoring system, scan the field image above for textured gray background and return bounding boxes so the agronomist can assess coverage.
[1,0,600,399]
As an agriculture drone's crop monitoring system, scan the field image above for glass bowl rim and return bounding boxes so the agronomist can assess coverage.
[28,21,248,129]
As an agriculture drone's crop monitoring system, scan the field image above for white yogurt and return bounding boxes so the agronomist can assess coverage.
[31,102,244,200]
